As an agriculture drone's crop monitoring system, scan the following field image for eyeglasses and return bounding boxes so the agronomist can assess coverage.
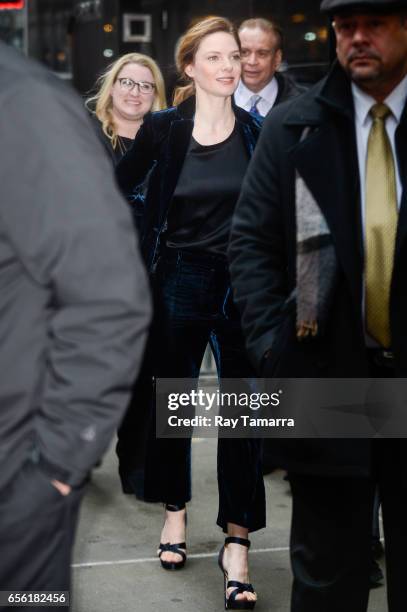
[117,77,156,94]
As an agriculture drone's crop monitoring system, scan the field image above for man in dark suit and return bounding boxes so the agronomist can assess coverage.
[229,0,407,610]
[234,17,305,117]
[0,42,150,607]
[235,17,306,482]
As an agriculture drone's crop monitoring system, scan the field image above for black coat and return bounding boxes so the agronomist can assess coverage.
[90,115,133,165]
[229,63,407,476]
[273,71,307,107]
[116,96,262,270]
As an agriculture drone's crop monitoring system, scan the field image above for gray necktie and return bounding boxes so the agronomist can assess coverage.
[249,95,261,116]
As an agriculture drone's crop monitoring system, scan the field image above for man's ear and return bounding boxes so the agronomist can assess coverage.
[274,48,283,70]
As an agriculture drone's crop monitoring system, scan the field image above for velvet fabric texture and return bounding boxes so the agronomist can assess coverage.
[116,96,262,271]
[115,98,264,519]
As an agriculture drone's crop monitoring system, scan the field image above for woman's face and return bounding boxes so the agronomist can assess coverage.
[185,31,241,98]
[111,62,156,122]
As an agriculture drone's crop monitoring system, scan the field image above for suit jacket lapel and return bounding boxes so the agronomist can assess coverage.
[284,64,365,315]
[394,107,407,259]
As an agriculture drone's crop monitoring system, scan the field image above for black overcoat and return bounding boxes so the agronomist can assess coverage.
[229,62,407,476]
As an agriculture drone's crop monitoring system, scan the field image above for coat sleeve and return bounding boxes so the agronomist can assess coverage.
[228,111,290,370]
[0,77,151,486]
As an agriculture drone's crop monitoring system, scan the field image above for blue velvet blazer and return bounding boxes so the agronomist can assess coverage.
[116,95,263,272]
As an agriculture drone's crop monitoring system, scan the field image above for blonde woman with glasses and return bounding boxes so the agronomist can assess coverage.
[87,53,166,499]
[87,52,166,164]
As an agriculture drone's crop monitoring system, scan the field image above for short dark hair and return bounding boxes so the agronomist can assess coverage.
[238,18,283,51]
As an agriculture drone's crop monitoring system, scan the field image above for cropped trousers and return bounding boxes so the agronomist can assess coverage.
[143,248,265,532]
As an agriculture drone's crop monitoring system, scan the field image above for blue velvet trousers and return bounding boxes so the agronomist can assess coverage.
[143,249,265,532]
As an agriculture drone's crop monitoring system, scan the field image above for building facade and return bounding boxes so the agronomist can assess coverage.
[0,1,331,94]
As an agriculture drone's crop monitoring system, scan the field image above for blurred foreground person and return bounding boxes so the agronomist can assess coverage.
[117,16,264,610]
[235,18,304,117]
[0,42,151,608]
[229,0,407,610]
[87,52,166,164]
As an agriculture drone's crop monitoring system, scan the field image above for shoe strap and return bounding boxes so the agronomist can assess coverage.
[165,503,186,512]
[227,580,255,603]
[158,542,187,562]
[159,542,186,550]
[225,536,251,548]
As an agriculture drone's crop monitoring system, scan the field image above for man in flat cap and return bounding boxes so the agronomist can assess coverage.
[229,0,407,610]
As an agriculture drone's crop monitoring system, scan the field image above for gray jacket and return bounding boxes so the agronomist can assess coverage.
[0,42,151,489]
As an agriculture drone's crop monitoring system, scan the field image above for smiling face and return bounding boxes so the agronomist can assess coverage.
[185,31,241,99]
[239,26,282,93]
[111,62,156,122]
[334,11,407,99]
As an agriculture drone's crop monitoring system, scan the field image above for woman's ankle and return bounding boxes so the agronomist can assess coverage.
[227,522,249,539]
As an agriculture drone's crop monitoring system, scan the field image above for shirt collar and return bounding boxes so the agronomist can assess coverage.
[235,76,278,106]
[352,73,407,127]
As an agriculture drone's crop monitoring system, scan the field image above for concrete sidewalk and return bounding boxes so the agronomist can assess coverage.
[72,438,386,611]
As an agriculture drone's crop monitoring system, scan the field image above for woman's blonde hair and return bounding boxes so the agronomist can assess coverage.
[173,15,241,106]
[86,52,167,148]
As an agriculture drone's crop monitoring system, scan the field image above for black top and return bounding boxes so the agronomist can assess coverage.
[166,124,249,257]
[91,116,133,165]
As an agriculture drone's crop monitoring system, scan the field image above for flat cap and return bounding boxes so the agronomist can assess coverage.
[321,0,407,13]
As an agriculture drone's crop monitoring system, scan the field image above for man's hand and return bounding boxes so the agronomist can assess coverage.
[51,479,72,496]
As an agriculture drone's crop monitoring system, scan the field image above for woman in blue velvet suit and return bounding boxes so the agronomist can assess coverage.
[116,16,264,609]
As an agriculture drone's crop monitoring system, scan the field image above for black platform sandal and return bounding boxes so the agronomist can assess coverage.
[158,503,187,571]
[218,537,256,610]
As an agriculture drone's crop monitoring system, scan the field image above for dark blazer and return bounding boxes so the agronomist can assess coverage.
[228,62,407,476]
[0,41,151,490]
[274,71,307,107]
[116,96,263,271]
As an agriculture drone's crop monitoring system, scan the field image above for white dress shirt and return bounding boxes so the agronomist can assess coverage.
[352,74,407,345]
[234,77,279,117]
[353,74,407,229]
